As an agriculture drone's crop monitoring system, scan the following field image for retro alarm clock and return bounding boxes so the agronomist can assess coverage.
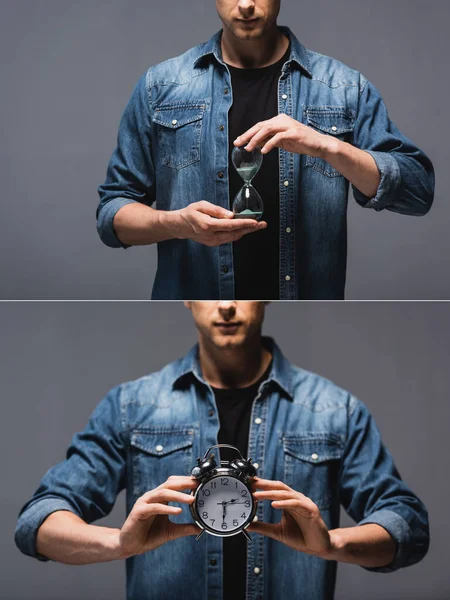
[190,444,258,541]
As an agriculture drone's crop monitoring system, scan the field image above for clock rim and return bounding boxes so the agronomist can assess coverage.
[190,468,257,537]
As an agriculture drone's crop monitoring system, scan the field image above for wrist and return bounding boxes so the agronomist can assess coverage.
[318,136,344,161]
[322,529,345,562]
[157,209,184,241]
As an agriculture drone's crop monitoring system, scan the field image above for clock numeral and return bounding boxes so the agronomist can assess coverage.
[210,519,215,526]
[220,478,229,486]
[235,481,238,489]
[202,489,211,496]
[233,519,238,527]
[241,513,247,519]
[202,512,208,519]
[221,523,228,530]
[241,490,248,497]
[210,481,217,489]
[245,500,250,507]
[198,500,204,507]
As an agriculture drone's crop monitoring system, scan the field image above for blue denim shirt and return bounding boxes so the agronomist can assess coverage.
[97,26,434,300]
[15,339,428,600]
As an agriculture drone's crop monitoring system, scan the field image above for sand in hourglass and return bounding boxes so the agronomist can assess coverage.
[236,165,259,181]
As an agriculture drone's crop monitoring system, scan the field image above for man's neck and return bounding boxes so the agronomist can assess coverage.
[220,24,289,69]
[198,336,272,390]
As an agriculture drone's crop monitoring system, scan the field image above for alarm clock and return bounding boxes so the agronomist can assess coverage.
[190,444,258,541]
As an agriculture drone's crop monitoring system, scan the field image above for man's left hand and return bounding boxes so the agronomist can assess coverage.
[234,114,335,159]
[247,477,332,558]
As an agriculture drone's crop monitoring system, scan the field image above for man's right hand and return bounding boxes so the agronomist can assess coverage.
[118,476,200,558]
[175,201,267,246]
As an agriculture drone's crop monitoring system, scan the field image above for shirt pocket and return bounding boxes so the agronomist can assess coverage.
[304,107,354,178]
[153,102,206,170]
[282,434,344,510]
[130,426,195,496]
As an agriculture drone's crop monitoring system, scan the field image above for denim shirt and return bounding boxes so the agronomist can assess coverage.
[96,26,434,300]
[15,339,428,600]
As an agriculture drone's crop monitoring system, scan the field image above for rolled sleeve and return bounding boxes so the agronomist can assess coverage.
[352,149,402,212]
[352,75,434,216]
[340,395,430,572]
[358,508,428,573]
[14,497,80,561]
[96,197,137,249]
[14,386,127,562]
[97,71,156,248]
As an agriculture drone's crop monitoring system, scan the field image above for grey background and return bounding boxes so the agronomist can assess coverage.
[0,301,449,599]
[0,0,449,300]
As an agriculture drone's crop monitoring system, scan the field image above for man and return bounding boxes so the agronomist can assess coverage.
[15,302,428,600]
[97,1,434,300]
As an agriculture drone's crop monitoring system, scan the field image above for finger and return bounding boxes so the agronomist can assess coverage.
[134,503,183,520]
[234,122,266,147]
[195,201,235,219]
[206,217,260,232]
[252,490,297,501]
[140,489,196,505]
[251,478,292,492]
[244,128,276,152]
[169,522,202,540]
[246,521,281,541]
[271,499,320,518]
[159,476,200,491]
[261,132,287,154]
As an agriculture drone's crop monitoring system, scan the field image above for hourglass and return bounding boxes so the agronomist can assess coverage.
[231,146,264,221]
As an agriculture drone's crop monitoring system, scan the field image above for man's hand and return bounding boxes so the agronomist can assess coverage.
[119,476,201,558]
[234,114,334,159]
[175,201,267,247]
[247,478,331,558]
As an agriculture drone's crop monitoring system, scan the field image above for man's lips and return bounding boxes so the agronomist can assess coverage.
[237,18,260,24]
[214,322,243,332]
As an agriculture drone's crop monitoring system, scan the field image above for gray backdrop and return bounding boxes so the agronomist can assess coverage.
[0,0,449,300]
[0,301,449,599]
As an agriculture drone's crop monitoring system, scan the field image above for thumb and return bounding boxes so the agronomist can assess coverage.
[169,522,202,540]
[247,521,280,542]
[196,201,234,219]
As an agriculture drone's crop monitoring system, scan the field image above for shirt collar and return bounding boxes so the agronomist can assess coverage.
[172,336,294,400]
[193,25,312,78]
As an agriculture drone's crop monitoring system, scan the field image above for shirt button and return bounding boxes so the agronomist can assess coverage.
[311,453,319,461]
[282,94,288,100]
[285,275,291,282]
[155,445,164,452]
[219,125,225,131]
[208,409,215,417]
[331,126,337,132]
[286,227,292,234]
[284,180,289,187]
[253,462,259,469]
[255,418,262,425]
[210,558,217,566]
[218,172,224,179]
[221,265,229,274]
[172,119,178,126]
[254,567,261,575]
[224,88,230,94]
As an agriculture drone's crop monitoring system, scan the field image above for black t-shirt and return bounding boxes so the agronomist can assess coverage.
[227,42,291,300]
[212,361,272,600]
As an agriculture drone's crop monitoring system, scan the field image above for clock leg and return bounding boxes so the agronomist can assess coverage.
[195,529,206,541]
[241,529,251,541]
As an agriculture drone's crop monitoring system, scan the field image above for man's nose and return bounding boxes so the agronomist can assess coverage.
[217,302,237,319]
[237,0,256,12]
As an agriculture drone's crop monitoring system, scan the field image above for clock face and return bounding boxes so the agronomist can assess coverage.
[194,474,254,535]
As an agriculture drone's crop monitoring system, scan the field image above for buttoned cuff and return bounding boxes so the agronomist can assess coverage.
[97,197,138,249]
[358,508,417,572]
[15,497,79,561]
[352,150,401,211]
